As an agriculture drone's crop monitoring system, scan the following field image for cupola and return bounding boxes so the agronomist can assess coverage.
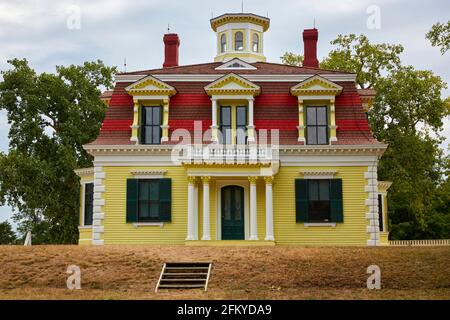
[210,13,270,63]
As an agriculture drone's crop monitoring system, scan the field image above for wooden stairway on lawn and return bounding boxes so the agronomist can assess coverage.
[155,262,212,292]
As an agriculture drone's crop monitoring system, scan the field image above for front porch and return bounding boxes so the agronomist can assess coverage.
[184,163,277,243]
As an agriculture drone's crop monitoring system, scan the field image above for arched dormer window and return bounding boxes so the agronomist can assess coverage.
[252,33,259,52]
[235,31,243,51]
[220,34,227,53]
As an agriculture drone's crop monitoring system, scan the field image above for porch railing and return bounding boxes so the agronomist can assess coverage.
[389,239,450,246]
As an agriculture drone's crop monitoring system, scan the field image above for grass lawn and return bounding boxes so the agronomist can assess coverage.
[0,245,449,300]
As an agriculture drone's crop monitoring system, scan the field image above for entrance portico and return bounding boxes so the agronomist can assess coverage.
[184,163,277,244]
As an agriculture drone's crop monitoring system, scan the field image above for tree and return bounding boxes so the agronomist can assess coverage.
[0,59,116,244]
[320,34,404,89]
[426,21,450,54]
[369,66,449,239]
[280,52,303,66]
[0,220,17,244]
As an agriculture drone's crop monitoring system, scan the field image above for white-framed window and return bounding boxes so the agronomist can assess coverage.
[234,31,244,51]
[220,33,227,53]
[252,33,259,52]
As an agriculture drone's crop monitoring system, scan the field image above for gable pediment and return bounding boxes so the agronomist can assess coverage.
[290,75,343,96]
[204,73,260,96]
[215,58,257,70]
[125,75,176,96]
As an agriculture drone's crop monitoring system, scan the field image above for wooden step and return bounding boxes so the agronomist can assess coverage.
[155,262,213,292]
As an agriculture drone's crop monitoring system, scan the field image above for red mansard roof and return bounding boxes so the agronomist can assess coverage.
[89,62,380,146]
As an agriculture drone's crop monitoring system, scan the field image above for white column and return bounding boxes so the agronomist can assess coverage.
[264,176,274,241]
[211,98,218,142]
[186,176,196,241]
[249,176,258,240]
[201,176,211,240]
[247,98,255,142]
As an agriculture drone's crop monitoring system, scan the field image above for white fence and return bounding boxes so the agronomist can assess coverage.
[389,239,450,246]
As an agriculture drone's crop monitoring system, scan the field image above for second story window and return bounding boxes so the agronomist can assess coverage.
[306,106,328,145]
[252,33,259,52]
[141,106,161,144]
[220,34,227,53]
[235,31,244,51]
[219,105,247,145]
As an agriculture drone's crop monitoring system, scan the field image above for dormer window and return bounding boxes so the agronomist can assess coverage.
[235,32,244,51]
[220,34,227,53]
[252,33,259,52]
[306,106,328,145]
[141,106,162,144]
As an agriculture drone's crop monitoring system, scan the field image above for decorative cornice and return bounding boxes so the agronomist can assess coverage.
[125,75,176,97]
[210,13,270,32]
[74,167,94,177]
[130,169,167,176]
[299,170,337,176]
[204,73,260,97]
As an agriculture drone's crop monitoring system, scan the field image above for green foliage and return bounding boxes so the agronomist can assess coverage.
[369,67,449,239]
[280,52,303,66]
[320,34,404,89]
[426,21,450,54]
[0,220,17,244]
[0,58,117,244]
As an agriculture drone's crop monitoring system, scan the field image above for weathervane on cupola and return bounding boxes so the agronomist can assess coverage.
[210,12,270,63]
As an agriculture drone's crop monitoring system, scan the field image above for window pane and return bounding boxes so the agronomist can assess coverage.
[308,180,319,201]
[150,202,159,218]
[307,107,317,125]
[145,127,153,144]
[221,107,231,126]
[317,107,327,125]
[221,34,227,52]
[149,181,159,200]
[309,201,331,222]
[236,107,247,127]
[145,108,153,125]
[317,126,328,145]
[235,32,243,51]
[152,126,160,144]
[152,107,160,125]
[84,183,94,226]
[223,188,231,220]
[223,128,232,144]
[139,201,149,218]
[307,127,317,145]
[252,34,259,52]
[319,180,330,200]
[139,181,149,200]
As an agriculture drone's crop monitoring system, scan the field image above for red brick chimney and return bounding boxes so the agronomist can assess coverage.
[302,28,319,68]
[163,33,180,68]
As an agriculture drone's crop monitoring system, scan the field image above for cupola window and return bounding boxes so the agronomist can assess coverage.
[220,34,227,53]
[234,32,244,51]
[252,33,259,52]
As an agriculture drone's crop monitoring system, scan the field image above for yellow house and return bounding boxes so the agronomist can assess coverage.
[76,13,391,246]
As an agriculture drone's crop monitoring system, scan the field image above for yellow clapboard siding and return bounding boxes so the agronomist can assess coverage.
[86,165,370,246]
[273,166,368,246]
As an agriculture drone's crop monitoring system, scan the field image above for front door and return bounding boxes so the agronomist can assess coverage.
[221,186,245,240]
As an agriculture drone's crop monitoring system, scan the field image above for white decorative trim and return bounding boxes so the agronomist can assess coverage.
[304,223,337,227]
[365,164,380,246]
[92,239,104,245]
[78,226,92,230]
[300,170,337,180]
[91,166,105,246]
[115,73,357,83]
[74,167,94,178]
[132,222,164,228]
[130,169,167,179]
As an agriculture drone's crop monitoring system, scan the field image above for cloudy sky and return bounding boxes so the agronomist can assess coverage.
[0,0,449,226]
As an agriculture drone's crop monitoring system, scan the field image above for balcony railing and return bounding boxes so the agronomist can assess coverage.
[176,144,278,164]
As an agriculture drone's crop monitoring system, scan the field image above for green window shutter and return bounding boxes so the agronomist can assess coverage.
[159,178,172,222]
[126,179,138,223]
[330,179,343,223]
[295,179,309,222]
